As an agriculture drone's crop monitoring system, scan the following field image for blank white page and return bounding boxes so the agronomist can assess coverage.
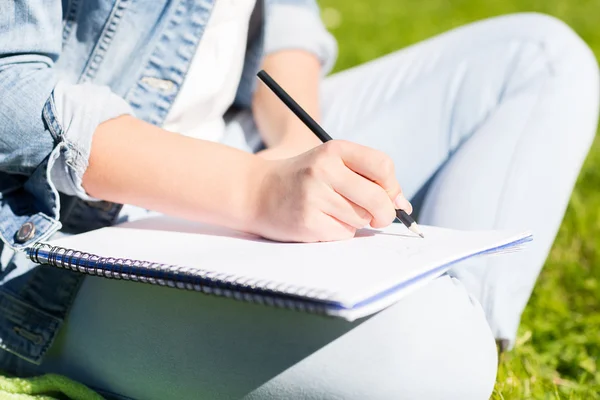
[49,216,531,310]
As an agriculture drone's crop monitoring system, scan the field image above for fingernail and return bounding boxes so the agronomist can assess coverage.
[394,194,413,214]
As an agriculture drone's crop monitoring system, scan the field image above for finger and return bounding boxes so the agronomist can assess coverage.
[329,167,396,228]
[298,211,356,242]
[316,213,357,242]
[325,141,412,214]
[329,141,400,191]
[326,141,413,213]
[319,190,372,229]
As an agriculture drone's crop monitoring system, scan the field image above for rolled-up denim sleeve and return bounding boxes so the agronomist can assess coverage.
[264,0,338,75]
[0,0,132,250]
[48,82,133,200]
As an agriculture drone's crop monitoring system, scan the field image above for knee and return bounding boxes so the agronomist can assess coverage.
[494,13,599,145]
[429,307,499,400]
[507,13,599,82]
[381,276,499,399]
[527,13,600,142]
[305,276,499,399]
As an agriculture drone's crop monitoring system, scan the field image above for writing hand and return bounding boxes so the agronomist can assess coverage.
[251,140,412,242]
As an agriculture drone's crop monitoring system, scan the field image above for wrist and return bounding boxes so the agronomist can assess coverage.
[240,155,273,234]
[278,123,322,150]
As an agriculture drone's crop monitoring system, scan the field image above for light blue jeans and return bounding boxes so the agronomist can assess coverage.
[29,13,599,400]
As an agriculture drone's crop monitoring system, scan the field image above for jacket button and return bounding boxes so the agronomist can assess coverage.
[14,222,36,243]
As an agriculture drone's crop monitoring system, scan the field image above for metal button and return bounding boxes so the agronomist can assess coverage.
[14,221,36,243]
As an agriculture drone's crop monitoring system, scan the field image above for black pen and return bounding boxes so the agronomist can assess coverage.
[257,70,424,238]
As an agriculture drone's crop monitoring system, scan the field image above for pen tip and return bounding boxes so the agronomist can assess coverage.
[419,233,425,238]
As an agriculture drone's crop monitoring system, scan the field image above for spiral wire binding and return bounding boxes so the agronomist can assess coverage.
[27,243,336,315]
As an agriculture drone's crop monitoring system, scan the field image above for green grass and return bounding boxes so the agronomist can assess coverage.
[318,0,600,398]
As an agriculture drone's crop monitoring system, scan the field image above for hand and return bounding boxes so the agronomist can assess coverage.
[250,140,413,242]
[256,131,322,160]
[256,144,307,160]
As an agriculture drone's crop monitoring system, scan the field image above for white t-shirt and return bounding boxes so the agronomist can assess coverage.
[162,0,257,142]
[120,0,256,221]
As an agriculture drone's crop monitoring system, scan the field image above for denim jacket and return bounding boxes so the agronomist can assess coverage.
[0,0,336,367]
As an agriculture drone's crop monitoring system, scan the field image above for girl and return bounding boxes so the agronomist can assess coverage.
[0,0,597,398]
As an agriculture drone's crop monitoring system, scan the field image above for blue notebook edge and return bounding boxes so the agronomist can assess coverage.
[343,234,533,312]
[25,234,533,316]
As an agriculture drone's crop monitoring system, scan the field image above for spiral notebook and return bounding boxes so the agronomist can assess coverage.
[26,216,532,320]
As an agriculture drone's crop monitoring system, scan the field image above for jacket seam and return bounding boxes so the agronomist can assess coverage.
[80,0,130,82]
[61,0,81,47]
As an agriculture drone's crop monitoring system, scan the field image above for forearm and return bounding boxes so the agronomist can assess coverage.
[82,115,266,232]
[252,50,323,148]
